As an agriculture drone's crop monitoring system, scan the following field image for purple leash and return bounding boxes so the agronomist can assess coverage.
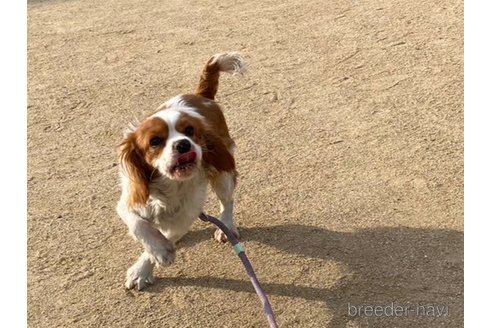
[199,213,279,328]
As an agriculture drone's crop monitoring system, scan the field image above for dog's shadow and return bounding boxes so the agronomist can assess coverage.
[150,223,463,326]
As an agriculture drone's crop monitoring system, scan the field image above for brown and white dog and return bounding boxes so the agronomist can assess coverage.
[116,52,245,290]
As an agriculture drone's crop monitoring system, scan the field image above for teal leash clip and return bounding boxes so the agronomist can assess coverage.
[233,242,245,255]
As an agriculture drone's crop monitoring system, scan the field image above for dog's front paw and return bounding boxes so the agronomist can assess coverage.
[125,261,155,291]
[214,225,240,243]
[135,221,176,266]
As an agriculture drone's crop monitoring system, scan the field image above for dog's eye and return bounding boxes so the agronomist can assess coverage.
[184,126,194,136]
[149,137,163,148]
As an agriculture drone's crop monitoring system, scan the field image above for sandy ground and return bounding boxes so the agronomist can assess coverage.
[27,0,463,327]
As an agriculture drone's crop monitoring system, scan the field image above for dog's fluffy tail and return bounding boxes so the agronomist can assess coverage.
[196,52,246,100]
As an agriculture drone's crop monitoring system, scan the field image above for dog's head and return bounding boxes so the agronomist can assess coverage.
[119,102,234,208]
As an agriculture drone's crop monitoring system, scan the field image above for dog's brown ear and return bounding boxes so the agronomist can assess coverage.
[202,130,236,173]
[119,134,153,208]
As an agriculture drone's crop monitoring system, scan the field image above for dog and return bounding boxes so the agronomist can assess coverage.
[116,52,245,290]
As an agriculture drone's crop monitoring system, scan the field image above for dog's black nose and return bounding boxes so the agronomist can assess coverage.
[175,139,191,154]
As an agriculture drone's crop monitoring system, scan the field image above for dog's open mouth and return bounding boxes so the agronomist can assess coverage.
[171,151,197,175]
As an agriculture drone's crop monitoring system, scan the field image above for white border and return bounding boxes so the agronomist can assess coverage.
[464,2,492,327]
[0,0,27,324]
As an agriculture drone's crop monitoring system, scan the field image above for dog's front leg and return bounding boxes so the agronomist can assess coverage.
[117,201,176,269]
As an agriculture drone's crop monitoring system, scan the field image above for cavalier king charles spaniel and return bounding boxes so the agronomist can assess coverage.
[116,52,245,290]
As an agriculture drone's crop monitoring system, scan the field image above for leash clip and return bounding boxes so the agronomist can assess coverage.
[233,242,245,255]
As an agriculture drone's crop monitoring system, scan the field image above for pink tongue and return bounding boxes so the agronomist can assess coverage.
[177,152,197,165]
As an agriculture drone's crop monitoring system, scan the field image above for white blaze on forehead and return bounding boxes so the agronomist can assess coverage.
[150,110,203,142]
[152,96,203,128]
[151,96,204,139]
[151,109,181,138]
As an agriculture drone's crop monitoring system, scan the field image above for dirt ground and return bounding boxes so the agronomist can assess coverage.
[27,0,463,327]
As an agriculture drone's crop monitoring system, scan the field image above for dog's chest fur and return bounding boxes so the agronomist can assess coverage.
[137,172,208,226]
